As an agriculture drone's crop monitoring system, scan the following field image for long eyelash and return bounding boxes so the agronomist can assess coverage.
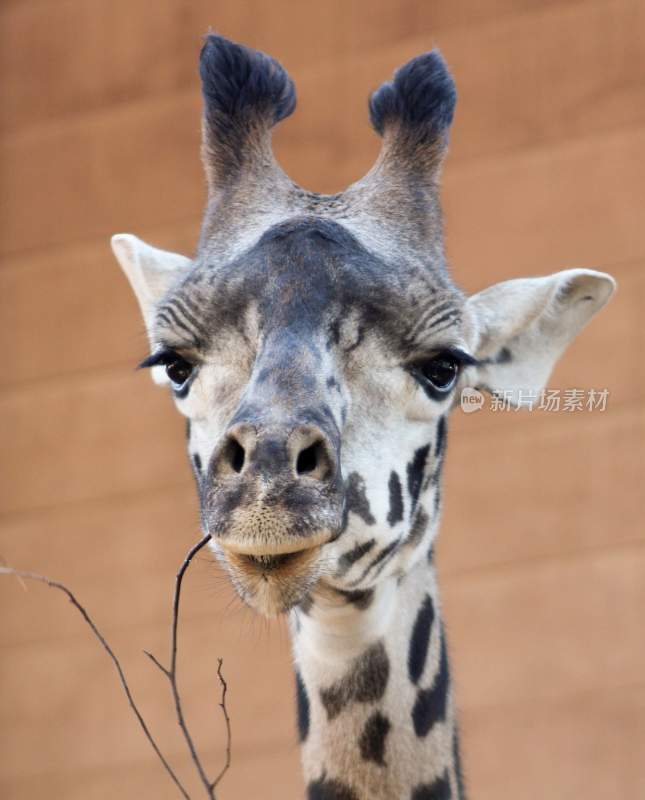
[444,348,480,368]
[412,347,479,369]
[137,350,175,370]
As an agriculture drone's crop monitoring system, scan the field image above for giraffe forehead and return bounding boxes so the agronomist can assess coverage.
[169,217,463,352]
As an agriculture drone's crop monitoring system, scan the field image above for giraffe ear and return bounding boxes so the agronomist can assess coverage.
[111,233,191,337]
[462,268,616,406]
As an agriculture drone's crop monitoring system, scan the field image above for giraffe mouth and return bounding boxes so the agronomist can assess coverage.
[241,551,304,571]
[208,501,341,616]
[215,526,332,556]
[220,542,322,617]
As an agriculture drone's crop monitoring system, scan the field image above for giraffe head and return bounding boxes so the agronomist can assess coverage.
[112,36,614,617]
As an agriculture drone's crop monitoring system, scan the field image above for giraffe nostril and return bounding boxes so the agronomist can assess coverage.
[296,441,321,475]
[215,424,337,483]
[224,438,246,474]
[295,439,335,481]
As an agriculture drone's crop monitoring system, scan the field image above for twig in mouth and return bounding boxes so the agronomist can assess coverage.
[145,534,223,799]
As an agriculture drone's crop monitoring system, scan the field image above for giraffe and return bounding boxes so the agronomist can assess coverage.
[111,36,615,799]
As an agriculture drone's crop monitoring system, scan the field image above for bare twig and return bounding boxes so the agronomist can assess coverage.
[0,566,191,800]
[1,534,234,800]
[143,649,170,677]
[212,658,232,790]
[145,534,227,800]
[0,556,26,591]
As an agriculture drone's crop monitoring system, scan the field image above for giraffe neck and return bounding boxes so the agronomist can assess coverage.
[291,554,464,800]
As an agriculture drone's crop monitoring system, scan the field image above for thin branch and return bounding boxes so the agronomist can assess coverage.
[0,556,27,591]
[144,649,170,677]
[0,566,191,800]
[211,658,232,790]
[148,534,220,799]
[2,534,232,799]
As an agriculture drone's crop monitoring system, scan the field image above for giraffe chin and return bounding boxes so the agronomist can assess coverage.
[221,544,322,618]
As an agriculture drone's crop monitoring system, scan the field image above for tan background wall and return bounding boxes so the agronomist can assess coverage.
[1,1,644,798]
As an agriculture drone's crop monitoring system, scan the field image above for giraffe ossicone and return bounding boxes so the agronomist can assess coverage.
[111,34,615,800]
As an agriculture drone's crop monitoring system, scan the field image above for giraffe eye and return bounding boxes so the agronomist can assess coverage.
[411,349,476,399]
[138,349,197,393]
[418,355,460,392]
[165,355,194,386]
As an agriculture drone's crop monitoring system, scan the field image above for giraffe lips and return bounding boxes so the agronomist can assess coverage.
[240,551,305,572]
[222,542,320,579]
[211,506,341,616]
[220,542,323,617]
[216,527,332,556]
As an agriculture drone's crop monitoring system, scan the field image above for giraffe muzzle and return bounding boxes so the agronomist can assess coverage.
[204,420,344,615]
[218,540,324,617]
[206,419,343,547]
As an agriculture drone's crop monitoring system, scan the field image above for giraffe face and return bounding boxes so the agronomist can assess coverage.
[144,217,468,616]
[112,36,615,618]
